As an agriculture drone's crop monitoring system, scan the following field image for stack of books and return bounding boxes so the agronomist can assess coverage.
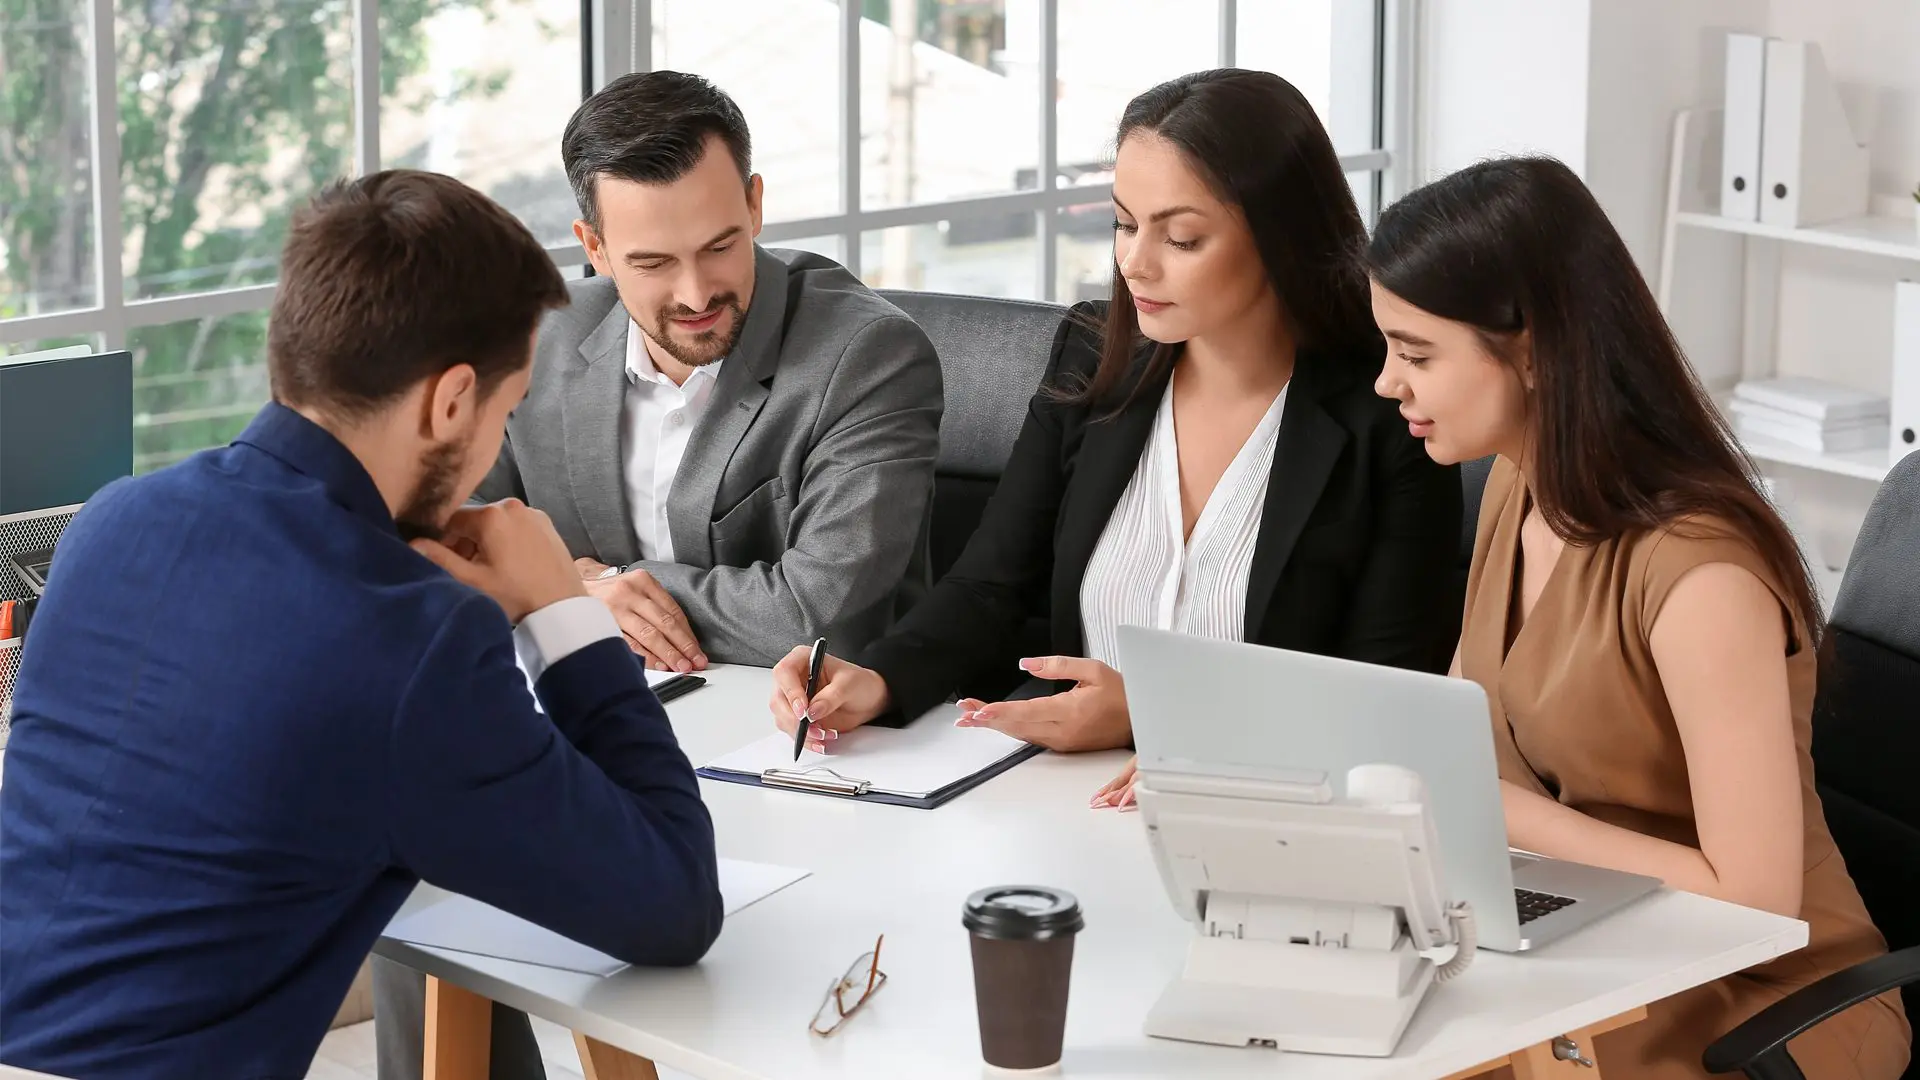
[1729,377,1889,455]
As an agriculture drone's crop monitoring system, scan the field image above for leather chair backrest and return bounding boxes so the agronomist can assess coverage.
[878,290,1067,580]
[1811,451,1920,1031]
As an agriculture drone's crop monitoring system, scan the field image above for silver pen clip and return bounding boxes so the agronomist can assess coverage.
[761,767,872,796]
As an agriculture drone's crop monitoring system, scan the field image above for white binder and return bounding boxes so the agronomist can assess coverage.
[1891,281,1920,464]
[1719,33,1767,222]
[1758,39,1869,228]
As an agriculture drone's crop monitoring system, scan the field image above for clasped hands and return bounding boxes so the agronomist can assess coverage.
[766,649,1140,808]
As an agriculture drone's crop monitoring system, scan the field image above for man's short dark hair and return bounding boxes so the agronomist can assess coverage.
[562,70,753,231]
[267,170,568,419]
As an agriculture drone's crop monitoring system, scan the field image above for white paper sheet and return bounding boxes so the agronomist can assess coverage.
[701,705,1032,798]
[385,858,811,977]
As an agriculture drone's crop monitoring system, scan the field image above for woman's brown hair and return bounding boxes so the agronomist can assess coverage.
[1364,156,1822,640]
[1072,69,1382,411]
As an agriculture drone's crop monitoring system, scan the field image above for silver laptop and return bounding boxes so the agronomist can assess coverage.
[1117,627,1660,952]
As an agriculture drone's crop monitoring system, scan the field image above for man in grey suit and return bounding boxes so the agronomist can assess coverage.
[486,69,940,674]
[371,71,941,1080]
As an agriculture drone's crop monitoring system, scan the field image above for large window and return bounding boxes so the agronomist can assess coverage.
[1,0,1410,468]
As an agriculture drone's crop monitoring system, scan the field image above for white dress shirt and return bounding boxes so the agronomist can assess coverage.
[1077,379,1288,669]
[621,321,726,562]
[513,595,622,684]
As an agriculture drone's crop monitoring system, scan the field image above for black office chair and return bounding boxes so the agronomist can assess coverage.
[1704,451,1920,1079]
[879,289,1068,698]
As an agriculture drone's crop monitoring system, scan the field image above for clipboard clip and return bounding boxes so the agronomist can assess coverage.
[761,767,872,797]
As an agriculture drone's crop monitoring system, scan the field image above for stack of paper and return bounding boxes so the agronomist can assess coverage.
[1730,377,1889,454]
[385,858,811,977]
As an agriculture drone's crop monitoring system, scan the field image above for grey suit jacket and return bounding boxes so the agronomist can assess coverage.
[478,245,942,664]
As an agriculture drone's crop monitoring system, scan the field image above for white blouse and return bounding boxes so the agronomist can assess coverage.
[1079,379,1288,669]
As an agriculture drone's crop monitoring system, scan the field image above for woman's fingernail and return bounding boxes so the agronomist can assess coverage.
[954,716,975,728]
[819,728,838,741]
[1018,658,1040,672]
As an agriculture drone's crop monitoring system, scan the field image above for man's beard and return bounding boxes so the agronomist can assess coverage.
[394,438,466,543]
[649,293,747,367]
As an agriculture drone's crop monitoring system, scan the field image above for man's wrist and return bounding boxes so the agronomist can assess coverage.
[514,595,621,684]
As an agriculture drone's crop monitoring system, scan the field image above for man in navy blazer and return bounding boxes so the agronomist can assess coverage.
[0,170,724,1080]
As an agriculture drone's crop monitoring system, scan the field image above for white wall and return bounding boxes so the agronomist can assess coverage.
[1418,0,1592,182]
[1584,0,1768,271]
[1417,0,1767,272]
[1414,0,1919,566]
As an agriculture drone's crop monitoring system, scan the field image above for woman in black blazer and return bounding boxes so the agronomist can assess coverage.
[768,69,1462,778]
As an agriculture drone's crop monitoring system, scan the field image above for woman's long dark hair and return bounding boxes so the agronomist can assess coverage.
[1364,156,1823,639]
[1074,69,1381,410]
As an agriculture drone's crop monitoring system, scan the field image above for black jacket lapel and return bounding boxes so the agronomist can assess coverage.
[1243,351,1349,637]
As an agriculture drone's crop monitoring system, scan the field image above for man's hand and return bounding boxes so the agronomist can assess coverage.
[575,558,707,673]
[953,656,1131,753]
[768,646,893,753]
[412,501,585,623]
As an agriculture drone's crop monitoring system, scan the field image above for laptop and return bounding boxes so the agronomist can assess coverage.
[1117,626,1660,952]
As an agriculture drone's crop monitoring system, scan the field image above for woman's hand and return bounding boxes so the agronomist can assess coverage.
[768,647,894,753]
[954,656,1132,753]
[1090,755,1140,812]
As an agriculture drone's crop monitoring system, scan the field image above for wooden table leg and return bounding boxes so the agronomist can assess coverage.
[423,976,492,1080]
[574,1031,662,1080]
[1439,1006,1650,1079]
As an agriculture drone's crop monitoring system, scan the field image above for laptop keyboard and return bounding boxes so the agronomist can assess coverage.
[1515,888,1578,925]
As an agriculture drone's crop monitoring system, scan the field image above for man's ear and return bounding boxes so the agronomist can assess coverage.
[575,218,612,278]
[424,364,479,443]
[747,174,764,239]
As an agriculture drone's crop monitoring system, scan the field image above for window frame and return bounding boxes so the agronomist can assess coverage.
[0,0,1415,347]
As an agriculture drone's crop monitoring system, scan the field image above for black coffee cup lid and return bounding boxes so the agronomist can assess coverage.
[962,885,1084,940]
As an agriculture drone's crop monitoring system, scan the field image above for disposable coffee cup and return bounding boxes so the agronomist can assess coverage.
[962,885,1084,1072]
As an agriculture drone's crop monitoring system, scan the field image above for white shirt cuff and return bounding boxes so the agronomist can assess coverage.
[513,596,622,686]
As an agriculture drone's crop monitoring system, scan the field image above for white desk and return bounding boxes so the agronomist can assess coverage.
[377,665,1808,1080]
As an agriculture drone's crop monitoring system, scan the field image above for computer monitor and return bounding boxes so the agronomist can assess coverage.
[0,349,133,516]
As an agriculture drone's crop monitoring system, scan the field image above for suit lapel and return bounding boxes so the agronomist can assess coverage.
[1051,360,1168,658]
[1243,351,1348,637]
[665,245,786,568]
[564,300,641,565]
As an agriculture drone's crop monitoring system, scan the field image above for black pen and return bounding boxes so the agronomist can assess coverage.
[793,637,827,761]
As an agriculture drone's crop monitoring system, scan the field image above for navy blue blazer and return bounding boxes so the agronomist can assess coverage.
[0,404,723,1079]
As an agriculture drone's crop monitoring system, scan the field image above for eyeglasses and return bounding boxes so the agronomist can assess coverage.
[809,934,888,1037]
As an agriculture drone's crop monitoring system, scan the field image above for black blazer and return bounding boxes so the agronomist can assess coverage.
[860,304,1463,723]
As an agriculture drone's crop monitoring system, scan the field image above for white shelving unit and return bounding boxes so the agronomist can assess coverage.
[1674,210,1920,266]
[1729,431,1895,482]
[1656,106,1916,487]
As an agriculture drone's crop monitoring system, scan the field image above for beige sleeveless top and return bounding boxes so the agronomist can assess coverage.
[1460,458,1907,1080]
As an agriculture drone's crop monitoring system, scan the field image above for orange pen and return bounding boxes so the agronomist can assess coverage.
[0,599,13,640]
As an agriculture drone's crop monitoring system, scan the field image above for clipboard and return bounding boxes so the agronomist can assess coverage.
[697,712,1043,809]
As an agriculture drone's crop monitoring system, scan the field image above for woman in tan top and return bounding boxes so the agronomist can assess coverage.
[1363,157,1910,1079]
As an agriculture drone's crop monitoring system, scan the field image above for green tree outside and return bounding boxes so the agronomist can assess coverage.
[0,0,521,471]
